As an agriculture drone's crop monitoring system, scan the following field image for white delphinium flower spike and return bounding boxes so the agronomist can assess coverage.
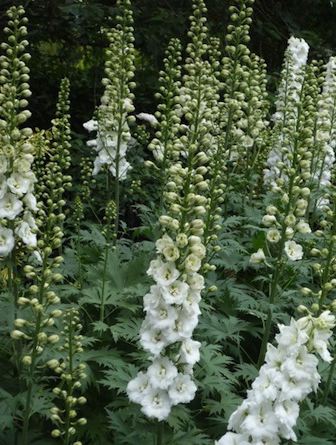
[83,0,135,181]
[216,311,335,445]
[264,36,309,186]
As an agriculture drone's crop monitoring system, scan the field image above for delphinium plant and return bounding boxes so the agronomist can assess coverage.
[147,37,182,208]
[127,0,218,432]
[309,57,336,215]
[11,77,72,443]
[0,5,36,303]
[250,36,316,367]
[216,310,335,445]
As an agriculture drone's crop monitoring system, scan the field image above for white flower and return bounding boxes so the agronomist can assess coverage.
[146,301,178,330]
[267,229,281,243]
[184,254,202,272]
[7,173,31,196]
[179,339,201,365]
[140,326,167,356]
[140,388,171,421]
[162,244,180,262]
[0,193,23,220]
[15,221,37,247]
[0,227,14,256]
[240,401,279,441]
[127,371,152,404]
[250,249,266,264]
[136,112,158,127]
[161,280,189,305]
[284,240,303,261]
[156,234,174,253]
[274,400,299,441]
[215,433,250,445]
[296,220,311,234]
[147,357,178,390]
[23,193,38,212]
[188,273,205,290]
[287,36,309,68]
[83,119,98,132]
[168,373,197,405]
[150,261,180,286]
[275,319,309,352]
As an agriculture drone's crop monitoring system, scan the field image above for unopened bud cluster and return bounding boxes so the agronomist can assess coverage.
[50,309,87,444]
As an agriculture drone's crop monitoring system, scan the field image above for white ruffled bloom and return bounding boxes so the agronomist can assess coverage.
[15,221,37,247]
[126,371,151,404]
[0,227,15,256]
[168,373,197,405]
[284,240,303,261]
[250,249,266,264]
[216,312,335,445]
[140,388,172,421]
[136,112,159,127]
[147,357,178,390]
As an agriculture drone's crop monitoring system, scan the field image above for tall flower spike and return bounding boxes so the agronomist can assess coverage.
[310,57,336,210]
[50,309,87,444]
[84,0,135,229]
[216,311,335,445]
[0,6,36,257]
[16,122,67,442]
[147,38,182,200]
[253,41,317,367]
[127,0,214,420]
[264,36,309,186]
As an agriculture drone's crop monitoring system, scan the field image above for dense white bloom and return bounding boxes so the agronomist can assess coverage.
[168,373,197,405]
[0,227,15,256]
[127,371,151,404]
[141,388,171,421]
[15,221,37,247]
[215,433,250,445]
[149,260,180,286]
[140,326,167,356]
[180,339,201,365]
[161,280,189,305]
[284,240,303,261]
[0,193,23,220]
[147,357,178,390]
[216,312,335,445]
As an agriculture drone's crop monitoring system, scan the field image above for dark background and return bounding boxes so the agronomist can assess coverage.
[0,0,335,132]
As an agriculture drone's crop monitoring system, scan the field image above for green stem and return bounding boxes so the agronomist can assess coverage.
[22,255,48,444]
[99,241,110,323]
[322,356,336,404]
[64,313,74,445]
[156,423,164,445]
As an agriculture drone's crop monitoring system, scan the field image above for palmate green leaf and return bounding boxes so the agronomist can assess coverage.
[99,361,139,394]
[169,428,212,444]
[197,344,236,389]
[297,436,335,445]
[301,402,336,427]
[110,316,142,342]
[81,348,125,368]
[198,313,250,344]
[234,363,259,384]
